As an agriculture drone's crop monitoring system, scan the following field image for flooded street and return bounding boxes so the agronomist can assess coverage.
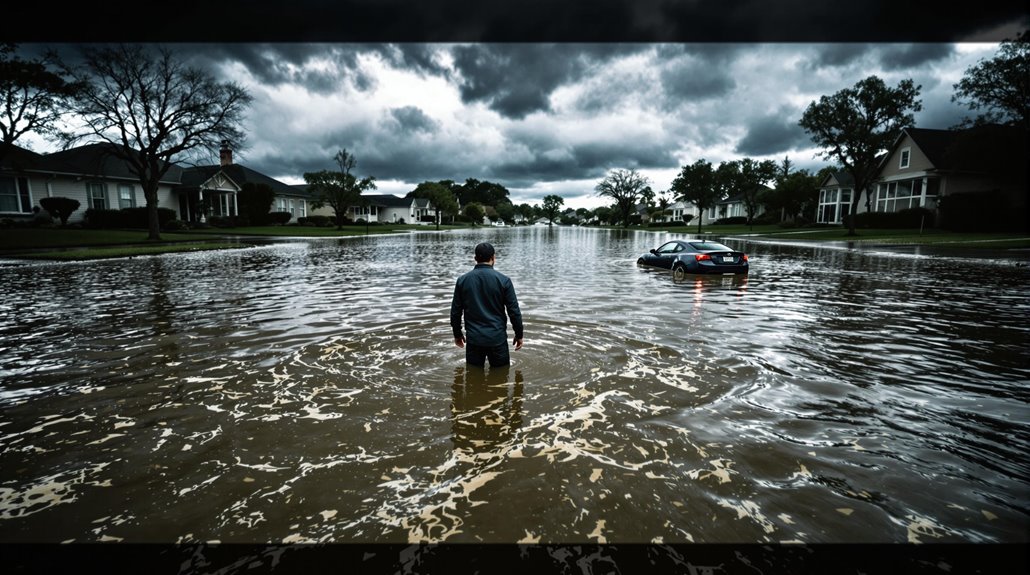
[1,226,1028,554]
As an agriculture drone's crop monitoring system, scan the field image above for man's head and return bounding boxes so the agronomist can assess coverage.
[474,242,495,263]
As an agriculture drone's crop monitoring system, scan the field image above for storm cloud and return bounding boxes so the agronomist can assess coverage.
[12,1,1027,209]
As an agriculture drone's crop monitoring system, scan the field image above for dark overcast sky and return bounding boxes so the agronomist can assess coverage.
[12,1,1028,208]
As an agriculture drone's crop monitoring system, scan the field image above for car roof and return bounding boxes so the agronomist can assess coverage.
[664,239,732,250]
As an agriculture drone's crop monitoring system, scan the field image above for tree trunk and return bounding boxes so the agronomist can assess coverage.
[145,186,161,241]
[848,194,861,236]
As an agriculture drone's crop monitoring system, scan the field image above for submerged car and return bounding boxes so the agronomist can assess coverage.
[637,239,749,278]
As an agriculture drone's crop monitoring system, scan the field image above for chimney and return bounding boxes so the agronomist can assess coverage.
[219,140,233,166]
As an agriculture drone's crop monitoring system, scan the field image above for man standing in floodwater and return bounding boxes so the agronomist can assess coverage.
[450,242,524,368]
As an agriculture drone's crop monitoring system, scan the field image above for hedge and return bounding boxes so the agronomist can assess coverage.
[847,207,935,229]
[84,207,177,229]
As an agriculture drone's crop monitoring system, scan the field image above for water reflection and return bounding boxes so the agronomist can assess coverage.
[451,366,524,453]
[0,227,1027,548]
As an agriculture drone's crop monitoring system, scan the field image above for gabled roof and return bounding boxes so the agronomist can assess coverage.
[821,171,854,188]
[43,142,183,183]
[897,124,1027,177]
[362,194,415,208]
[180,163,300,196]
[0,143,51,173]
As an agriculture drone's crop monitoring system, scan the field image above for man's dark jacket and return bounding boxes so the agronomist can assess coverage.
[450,263,523,346]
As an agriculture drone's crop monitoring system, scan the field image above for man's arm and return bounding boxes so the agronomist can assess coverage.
[450,279,465,347]
[504,279,524,349]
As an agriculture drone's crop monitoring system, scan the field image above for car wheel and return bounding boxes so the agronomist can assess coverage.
[672,263,687,281]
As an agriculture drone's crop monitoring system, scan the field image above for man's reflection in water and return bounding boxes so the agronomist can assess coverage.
[451,365,524,454]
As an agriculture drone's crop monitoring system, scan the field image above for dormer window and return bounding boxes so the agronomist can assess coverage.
[899,147,911,169]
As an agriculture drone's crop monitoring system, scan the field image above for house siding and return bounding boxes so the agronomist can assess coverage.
[9,174,174,224]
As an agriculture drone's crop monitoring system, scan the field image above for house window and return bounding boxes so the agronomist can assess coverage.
[210,193,233,216]
[118,184,135,209]
[87,182,107,210]
[817,187,851,224]
[899,147,911,169]
[876,180,925,212]
[0,176,32,213]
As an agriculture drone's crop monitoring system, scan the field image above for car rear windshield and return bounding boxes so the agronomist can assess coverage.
[689,242,731,251]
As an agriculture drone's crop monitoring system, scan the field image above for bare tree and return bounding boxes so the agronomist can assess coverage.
[0,43,80,162]
[62,44,253,240]
[595,168,650,228]
[304,149,377,230]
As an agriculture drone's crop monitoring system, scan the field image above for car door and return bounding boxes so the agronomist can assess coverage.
[652,241,683,269]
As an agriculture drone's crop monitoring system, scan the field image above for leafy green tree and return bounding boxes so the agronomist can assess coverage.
[409,180,459,230]
[238,182,275,225]
[670,159,723,234]
[593,206,614,225]
[799,75,922,236]
[38,196,80,226]
[463,202,485,225]
[595,168,650,228]
[720,158,779,228]
[541,194,564,225]
[0,44,81,163]
[767,170,820,223]
[494,201,515,225]
[458,178,511,207]
[62,44,252,241]
[304,149,377,230]
[513,202,535,224]
[952,30,1030,130]
[777,156,794,181]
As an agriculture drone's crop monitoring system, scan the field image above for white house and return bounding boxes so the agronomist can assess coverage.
[1,141,309,226]
[348,194,437,225]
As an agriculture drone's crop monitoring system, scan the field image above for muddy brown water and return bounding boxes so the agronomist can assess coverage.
[1,226,1027,551]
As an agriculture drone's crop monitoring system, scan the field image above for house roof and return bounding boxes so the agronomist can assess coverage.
[821,171,854,188]
[362,194,415,208]
[180,163,300,197]
[0,143,51,173]
[900,124,1027,177]
[43,142,183,184]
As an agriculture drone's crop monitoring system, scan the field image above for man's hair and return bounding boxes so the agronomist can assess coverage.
[474,242,495,263]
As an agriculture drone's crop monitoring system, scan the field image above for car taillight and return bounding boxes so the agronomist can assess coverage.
[742,254,748,261]
[695,254,711,261]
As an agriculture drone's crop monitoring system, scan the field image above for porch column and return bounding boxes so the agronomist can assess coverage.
[232,192,238,217]
[199,190,206,222]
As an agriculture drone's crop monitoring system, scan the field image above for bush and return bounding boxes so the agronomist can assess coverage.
[939,190,1025,232]
[848,207,934,229]
[239,183,276,225]
[207,215,235,228]
[752,211,780,225]
[163,219,188,231]
[38,196,81,226]
[31,206,54,227]
[713,216,748,225]
[84,208,121,229]
[648,219,689,228]
[269,211,293,225]
[83,207,177,229]
[299,215,331,227]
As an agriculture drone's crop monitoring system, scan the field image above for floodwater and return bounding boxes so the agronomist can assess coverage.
[1,226,1028,552]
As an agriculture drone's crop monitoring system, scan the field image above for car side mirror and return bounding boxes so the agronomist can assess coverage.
[649,249,657,255]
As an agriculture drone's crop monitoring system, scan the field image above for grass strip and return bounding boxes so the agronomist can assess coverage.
[9,242,252,261]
